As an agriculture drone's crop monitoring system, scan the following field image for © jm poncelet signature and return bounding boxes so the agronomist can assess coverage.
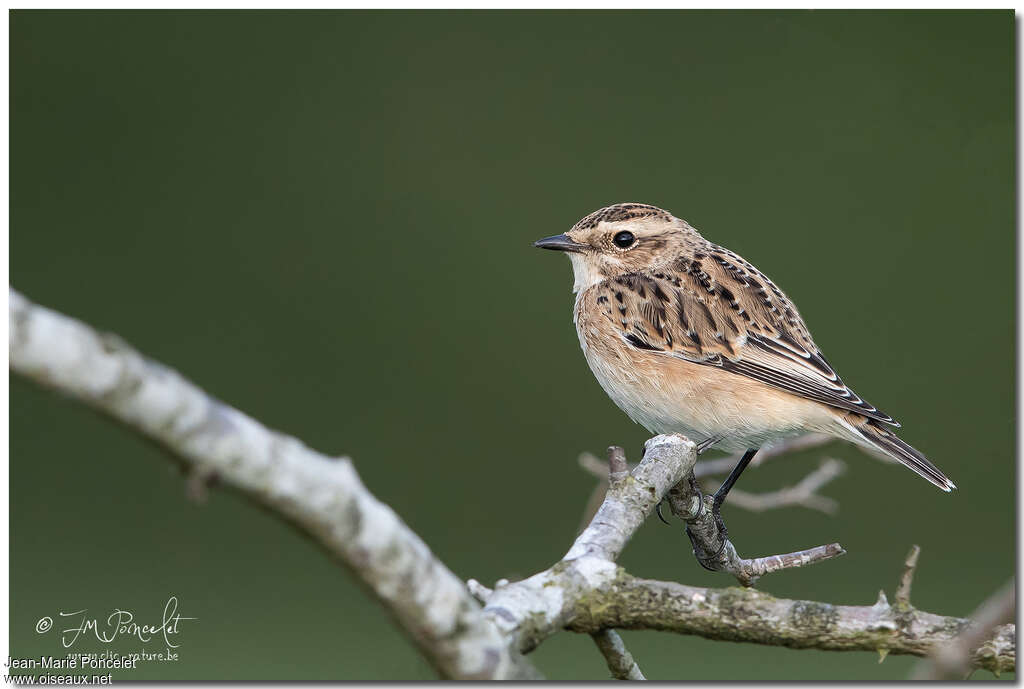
[35,596,196,649]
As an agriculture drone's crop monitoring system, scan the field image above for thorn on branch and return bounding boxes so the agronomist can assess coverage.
[591,629,646,680]
[894,544,921,609]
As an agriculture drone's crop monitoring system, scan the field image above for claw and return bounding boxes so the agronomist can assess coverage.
[655,500,671,525]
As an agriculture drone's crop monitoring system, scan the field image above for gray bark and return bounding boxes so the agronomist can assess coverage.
[10,288,1014,679]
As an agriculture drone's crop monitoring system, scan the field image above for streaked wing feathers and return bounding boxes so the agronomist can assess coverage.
[589,245,899,427]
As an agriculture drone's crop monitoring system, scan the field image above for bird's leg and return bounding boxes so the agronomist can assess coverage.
[683,449,759,570]
[709,447,759,537]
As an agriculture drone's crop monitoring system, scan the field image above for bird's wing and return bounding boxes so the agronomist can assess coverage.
[588,245,899,426]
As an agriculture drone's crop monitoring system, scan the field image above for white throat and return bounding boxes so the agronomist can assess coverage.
[568,254,605,293]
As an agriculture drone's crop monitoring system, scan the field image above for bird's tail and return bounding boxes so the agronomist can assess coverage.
[844,416,955,492]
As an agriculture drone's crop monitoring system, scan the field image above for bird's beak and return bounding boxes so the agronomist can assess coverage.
[533,233,586,253]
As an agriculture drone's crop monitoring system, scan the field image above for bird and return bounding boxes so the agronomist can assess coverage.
[534,202,954,534]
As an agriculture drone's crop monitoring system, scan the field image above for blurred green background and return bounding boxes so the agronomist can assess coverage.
[10,10,1014,680]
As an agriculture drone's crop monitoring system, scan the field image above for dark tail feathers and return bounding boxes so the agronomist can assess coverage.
[855,420,956,492]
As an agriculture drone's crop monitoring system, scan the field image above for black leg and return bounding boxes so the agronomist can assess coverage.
[713,447,759,510]
[703,447,760,546]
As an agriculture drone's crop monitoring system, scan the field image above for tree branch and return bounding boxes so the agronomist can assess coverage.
[8,288,540,680]
[691,434,833,479]
[912,579,1015,679]
[578,435,841,531]
[591,629,646,680]
[10,288,1014,679]
[567,575,1014,675]
[894,544,921,609]
[480,437,1011,673]
[665,472,845,587]
[717,458,845,515]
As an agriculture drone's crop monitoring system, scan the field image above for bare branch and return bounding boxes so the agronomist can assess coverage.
[8,289,540,681]
[591,629,646,680]
[579,450,609,479]
[912,579,1015,679]
[665,474,845,586]
[484,435,698,652]
[725,458,845,514]
[579,434,833,482]
[482,436,1011,673]
[568,437,697,564]
[607,445,630,481]
[578,438,840,532]
[567,574,1015,674]
[11,289,1013,679]
[693,433,833,478]
[894,544,921,608]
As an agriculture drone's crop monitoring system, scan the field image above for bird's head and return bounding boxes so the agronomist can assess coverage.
[534,203,704,292]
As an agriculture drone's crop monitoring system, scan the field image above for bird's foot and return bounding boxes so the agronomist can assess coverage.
[686,524,727,572]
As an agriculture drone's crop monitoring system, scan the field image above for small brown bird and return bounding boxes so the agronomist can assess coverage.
[535,203,954,516]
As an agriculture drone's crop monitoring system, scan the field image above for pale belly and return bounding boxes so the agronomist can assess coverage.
[576,323,831,453]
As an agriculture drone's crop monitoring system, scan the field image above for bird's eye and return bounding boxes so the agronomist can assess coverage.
[613,231,636,249]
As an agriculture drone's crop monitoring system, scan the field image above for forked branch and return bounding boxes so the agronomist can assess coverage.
[9,289,1014,679]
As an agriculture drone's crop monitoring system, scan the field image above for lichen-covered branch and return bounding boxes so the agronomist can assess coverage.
[665,471,845,586]
[478,437,1011,675]
[10,288,1014,679]
[566,575,1015,675]
[8,289,540,681]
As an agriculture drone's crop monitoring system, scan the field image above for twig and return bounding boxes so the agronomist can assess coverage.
[482,436,1012,673]
[607,445,630,482]
[8,289,541,681]
[894,544,921,608]
[724,458,845,515]
[578,434,831,482]
[11,289,1014,678]
[912,579,1015,679]
[665,474,845,587]
[578,450,610,478]
[591,629,646,680]
[577,436,838,530]
[693,434,833,478]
